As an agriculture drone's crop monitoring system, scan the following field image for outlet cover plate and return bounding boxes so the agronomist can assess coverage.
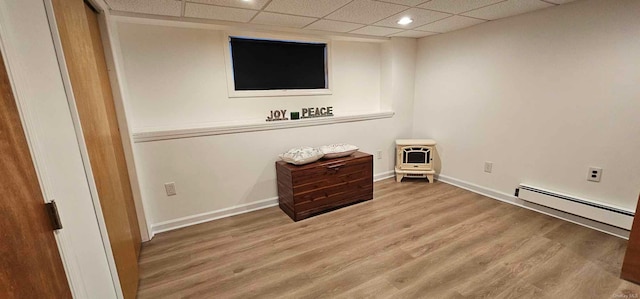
[164,182,177,196]
[484,162,493,173]
[588,167,602,182]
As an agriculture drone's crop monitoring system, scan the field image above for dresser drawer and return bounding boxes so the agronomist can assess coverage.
[292,159,371,194]
[275,151,373,221]
[294,178,373,211]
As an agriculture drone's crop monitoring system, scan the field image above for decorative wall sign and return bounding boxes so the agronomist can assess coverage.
[266,110,289,122]
[301,107,333,119]
[266,107,334,122]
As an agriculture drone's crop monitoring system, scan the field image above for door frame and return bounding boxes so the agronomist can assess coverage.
[0,0,123,298]
[43,0,152,242]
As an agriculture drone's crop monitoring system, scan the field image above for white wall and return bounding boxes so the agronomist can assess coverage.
[413,0,640,211]
[117,22,383,129]
[114,21,416,229]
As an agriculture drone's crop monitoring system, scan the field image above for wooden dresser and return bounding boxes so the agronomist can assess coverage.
[276,151,373,221]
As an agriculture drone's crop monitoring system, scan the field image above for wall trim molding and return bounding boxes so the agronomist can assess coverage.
[436,174,630,240]
[151,169,397,236]
[133,111,395,143]
[151,197,279,236]
[148,171,631,240]
[374,170,395,182]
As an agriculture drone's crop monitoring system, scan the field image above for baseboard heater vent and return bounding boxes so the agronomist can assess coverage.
[405,173,426,178]
[517,184,634,230]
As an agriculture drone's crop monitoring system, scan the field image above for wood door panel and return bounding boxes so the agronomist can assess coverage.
[0,51,72,298]
[622,194,640,284]
[51,1,141,297]
[84,1,141,256]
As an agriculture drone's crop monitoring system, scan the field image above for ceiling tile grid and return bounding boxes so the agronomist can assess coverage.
[390,30,438,38]
[305,20,365,33]
[189,0,271,10]
[324,0,408,24]
[350,26,404,36]
[374,8,451,29]
[415,15,486,33]
[543,0,577,4]
[378,0,428,6]
[418,0,505,14]
[251,12,317,28]
[462,0,555,20]
[105,0,576,38]
[106,0,183,17]
[184,2,257,22]
[265,0,353,18]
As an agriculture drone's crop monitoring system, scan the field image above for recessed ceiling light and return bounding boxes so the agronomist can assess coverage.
[397,17,413,25]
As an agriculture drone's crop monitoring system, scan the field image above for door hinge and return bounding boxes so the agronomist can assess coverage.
[45,200,63,231]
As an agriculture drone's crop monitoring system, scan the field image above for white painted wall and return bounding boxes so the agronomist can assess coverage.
[0,0,118,297]
[114,21,416,229]
[117,22,383,129]
[413,0,640,211]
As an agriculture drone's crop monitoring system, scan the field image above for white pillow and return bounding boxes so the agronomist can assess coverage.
[320,144,359,159]
[279,146,324,165]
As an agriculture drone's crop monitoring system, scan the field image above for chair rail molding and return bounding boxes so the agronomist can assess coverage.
[133,111,395,143]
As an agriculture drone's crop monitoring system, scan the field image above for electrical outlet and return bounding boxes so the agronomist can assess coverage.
[484,162,493,173]
[164,182,177,196]
[587,167,602,182]
[376,150,383,160]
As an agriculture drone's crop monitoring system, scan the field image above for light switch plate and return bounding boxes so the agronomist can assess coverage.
[484,162,493,173]
[164,182,177,196]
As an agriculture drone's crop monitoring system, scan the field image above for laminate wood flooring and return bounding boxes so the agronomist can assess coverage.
[137,179,640,298]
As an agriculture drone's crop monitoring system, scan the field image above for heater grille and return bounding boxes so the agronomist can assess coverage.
[517,184,634,229]
[405,173,426,178]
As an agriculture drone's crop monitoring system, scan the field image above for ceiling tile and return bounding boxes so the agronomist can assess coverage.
[106,0,182,16]
[418,0,505,14]
[305,20,365,32]
[544,0,574,3]
[325,0,408,24]
[390,30,439,38]
[374,7,451,29]
[251,12,317,28]
[462,0,554,20]
[377,0,430,6]
[188,0,271,10]
[414,15,486,33]
[184,3,257,22]
[264,0,352,18]
[350,26,404,36]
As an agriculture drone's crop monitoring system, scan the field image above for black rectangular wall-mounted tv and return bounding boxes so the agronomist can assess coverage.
[229,37,328,91]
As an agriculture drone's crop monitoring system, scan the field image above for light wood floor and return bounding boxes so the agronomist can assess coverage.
[137,179,640,298]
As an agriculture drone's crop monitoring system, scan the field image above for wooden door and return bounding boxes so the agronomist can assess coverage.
[622,194,640,284]
[51,1,141,298]
[0,51,72,298]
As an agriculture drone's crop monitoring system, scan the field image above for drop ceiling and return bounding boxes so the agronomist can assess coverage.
[104,0,578,38]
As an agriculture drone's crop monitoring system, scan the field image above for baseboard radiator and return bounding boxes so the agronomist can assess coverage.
[517,184,634,230]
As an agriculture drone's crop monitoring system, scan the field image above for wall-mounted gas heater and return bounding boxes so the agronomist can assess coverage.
[517,184,634,230]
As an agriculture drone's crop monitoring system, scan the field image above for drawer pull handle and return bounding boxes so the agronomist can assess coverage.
[326,163,346,170]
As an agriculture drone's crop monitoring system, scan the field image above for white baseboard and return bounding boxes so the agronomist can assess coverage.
[150,172,631,239]
[151,170,396,237]
[151,197,279,236]
[436,174,630,239]
[374,170,395,182]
